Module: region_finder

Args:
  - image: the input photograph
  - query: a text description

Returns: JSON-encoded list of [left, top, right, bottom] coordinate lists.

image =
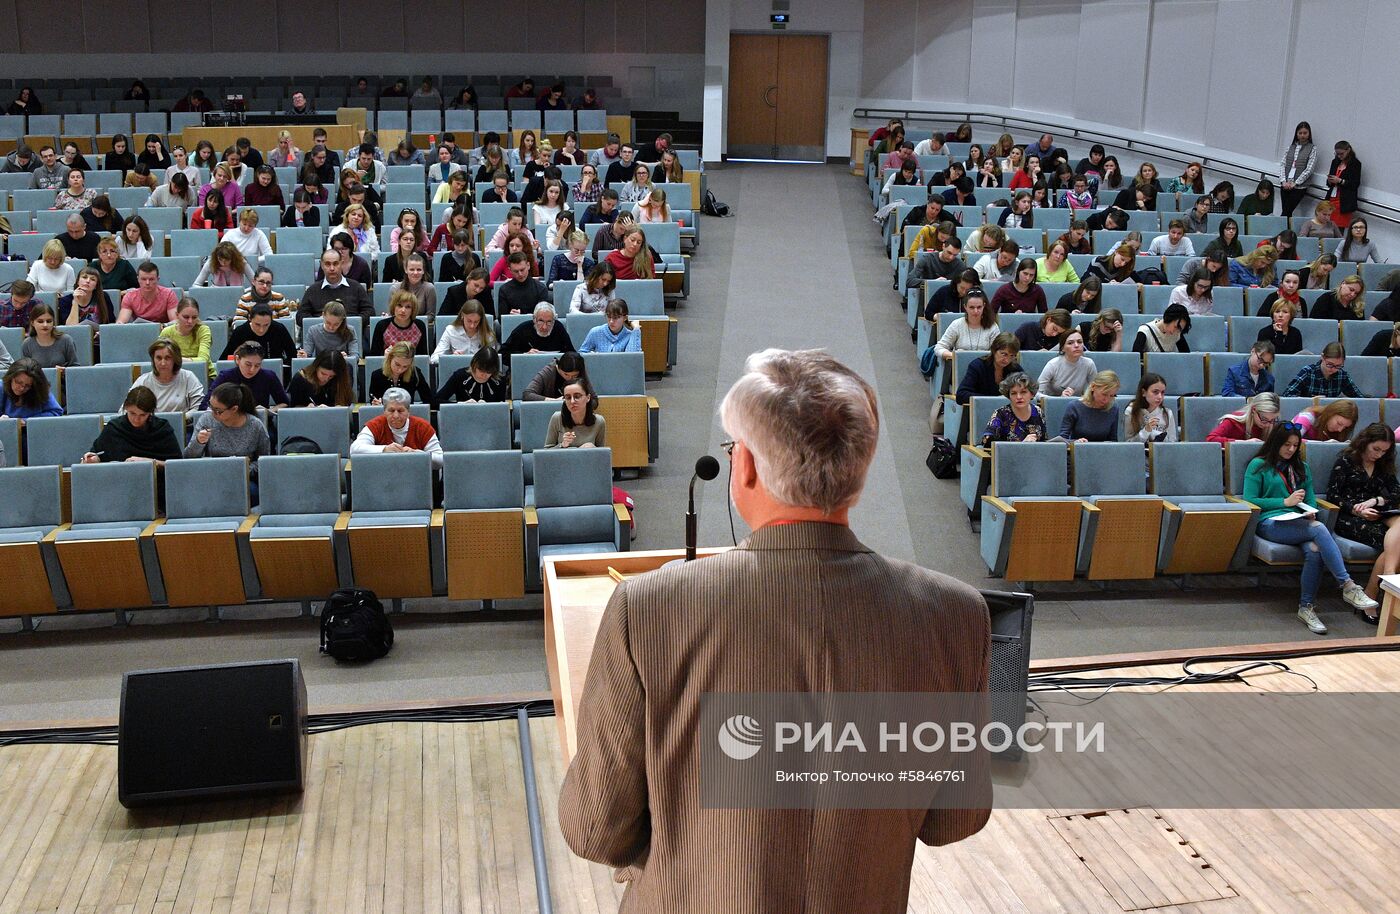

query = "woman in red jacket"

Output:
[[605, 227, 655, 281], [1205, 393, 1280, 443]]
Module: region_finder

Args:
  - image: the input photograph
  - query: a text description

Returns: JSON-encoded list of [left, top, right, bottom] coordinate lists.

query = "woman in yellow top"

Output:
[[906, 220, 956, 260], [1036, 239, 1080, 283], [157, 297, 214, 377]]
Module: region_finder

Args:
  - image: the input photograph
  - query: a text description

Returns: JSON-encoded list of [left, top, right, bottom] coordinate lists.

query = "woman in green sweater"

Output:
[[1244, 423, 1380, 634]]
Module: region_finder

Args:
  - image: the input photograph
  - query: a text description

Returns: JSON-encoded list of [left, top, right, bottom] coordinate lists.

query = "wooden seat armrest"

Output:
[[41, 523, 72, 544], [524, 506, 539, 527], [981, 496, 1016, 515], [613, 504, 631, 524], [333, 512, 352, 532]]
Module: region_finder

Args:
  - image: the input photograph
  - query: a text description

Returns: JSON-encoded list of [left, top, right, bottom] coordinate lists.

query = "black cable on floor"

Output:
[[0, 699, 558, 748]]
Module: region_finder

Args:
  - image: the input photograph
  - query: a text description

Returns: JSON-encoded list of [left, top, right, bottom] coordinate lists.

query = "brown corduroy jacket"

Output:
[[559, 521, 992, 914]]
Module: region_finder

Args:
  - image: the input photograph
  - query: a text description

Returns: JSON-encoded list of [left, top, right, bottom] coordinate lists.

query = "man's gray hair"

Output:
[[533, 302, 556, 318], [381, 387, 412, 407], [65, 213, 83, 226], [719, 349, 879, 513]]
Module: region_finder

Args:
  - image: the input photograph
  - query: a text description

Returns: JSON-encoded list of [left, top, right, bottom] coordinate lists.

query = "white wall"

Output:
[[849, 0, 1400, 207]]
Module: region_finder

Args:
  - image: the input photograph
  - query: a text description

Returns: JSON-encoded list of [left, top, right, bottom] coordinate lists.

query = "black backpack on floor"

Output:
[[319, 587, 393, 662]]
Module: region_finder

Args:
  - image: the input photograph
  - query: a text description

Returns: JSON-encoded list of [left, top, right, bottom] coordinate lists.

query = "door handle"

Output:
[[763, 85, 777, 108]]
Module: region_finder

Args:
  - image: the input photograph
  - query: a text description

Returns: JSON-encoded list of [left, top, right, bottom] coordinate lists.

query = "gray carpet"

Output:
[[0, 163, 1375, 725]]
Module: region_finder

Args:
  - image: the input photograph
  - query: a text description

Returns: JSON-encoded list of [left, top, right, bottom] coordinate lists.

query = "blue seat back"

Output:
[[0, 465, 62, 528], [515, 400, 558, 452], [23, 415, 101, 467], [277, 406, 352, 457], [583, 351, 645, 396], [350, 452, 433, 512], [164, 457, 249, 519], [257, 453, 343, 517], [443, 450, 524, 510], [1071, 442, 1147, 496], [70, 460, 156, 525], [1143, 351, 1206, 396], [1150, 442, 1226, 496], [64, 364, 136, 414], [438, 402, 512, 451], [99, 322, 161, 364], [991, 441, 1068, 497], [533, 447, 613, 508], [1302, 440, 1348, 495]]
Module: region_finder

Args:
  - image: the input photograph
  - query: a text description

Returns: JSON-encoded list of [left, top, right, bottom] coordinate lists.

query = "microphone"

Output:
[[686, 455, 721, 562]]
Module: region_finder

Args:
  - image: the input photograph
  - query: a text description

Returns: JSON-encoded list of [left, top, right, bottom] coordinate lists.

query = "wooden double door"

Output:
[[727, 33, 829, 161]]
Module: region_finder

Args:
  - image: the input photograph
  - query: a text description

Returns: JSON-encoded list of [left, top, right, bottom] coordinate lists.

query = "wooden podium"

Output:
[[543, 548, 727, 765]]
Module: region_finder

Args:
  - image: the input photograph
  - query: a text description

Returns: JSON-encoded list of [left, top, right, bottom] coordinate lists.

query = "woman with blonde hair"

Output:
[[1060, 370, 1122, 442], [330, 203, 379, 260], [26, 239, 76, 293], [990, 133, 1016, 161], [1310, 275, 1367, 321], [1229, 245, 1278, 287], [634, 187, 671, 223], [368, 341, 434, 404], [1298, 200, 1342, 239], [268, 130, 301, 169], [194, 241, 254, 287], [605, 226, 655, 280], [658, 149, 684, 183], [1206, 392, 1280, 443]]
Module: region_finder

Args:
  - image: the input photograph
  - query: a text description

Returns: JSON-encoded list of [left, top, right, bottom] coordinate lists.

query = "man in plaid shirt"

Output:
[[0, 280, 35, 329], [1282, 343, 1364, 398]]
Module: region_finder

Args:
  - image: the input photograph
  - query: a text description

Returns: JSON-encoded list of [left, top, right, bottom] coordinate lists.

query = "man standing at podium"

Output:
[[559, 349, 992, 913]]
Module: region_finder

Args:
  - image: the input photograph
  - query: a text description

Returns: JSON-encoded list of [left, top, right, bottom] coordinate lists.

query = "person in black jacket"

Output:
[[222, 305, 297, 364], [281, 189, 322, 227], [495, 253, 548, 317], [955, 333, 1022, 405], [1325, 141, 1362, 226], [436, 347, 508, 403], [368, 343, 435, 404], [1084, 207, 1128, 233], [499, 303, 575, 368]]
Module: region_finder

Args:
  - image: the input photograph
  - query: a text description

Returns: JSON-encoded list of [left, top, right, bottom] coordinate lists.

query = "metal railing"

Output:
[[853, 106, 1400, 226]]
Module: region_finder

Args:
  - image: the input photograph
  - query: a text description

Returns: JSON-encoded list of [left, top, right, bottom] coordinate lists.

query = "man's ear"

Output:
[[732, 441, 759, 493]]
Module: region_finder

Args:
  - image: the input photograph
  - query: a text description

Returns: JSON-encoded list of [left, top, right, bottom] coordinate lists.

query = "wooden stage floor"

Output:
[[2, 646, 1399, 913]]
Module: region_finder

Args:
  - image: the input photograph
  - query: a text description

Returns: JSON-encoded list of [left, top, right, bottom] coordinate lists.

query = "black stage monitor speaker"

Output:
[[982, 589, 1035, 758], [118, 659, 308, 809]]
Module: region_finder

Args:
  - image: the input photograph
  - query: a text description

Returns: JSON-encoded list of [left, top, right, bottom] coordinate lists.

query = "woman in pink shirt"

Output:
[[198, 163, 243, 213]]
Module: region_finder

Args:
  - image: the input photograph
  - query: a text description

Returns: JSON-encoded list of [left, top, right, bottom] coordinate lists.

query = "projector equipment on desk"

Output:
[[687, 455, 721, 562], [223, 93, 247, 113], [203, 111, 245, 128]]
